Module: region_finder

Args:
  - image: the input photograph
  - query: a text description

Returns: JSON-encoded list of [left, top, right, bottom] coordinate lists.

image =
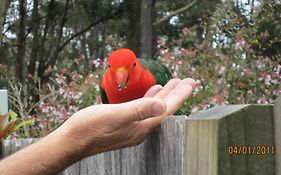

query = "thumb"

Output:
[[117, 98, 167, 123]]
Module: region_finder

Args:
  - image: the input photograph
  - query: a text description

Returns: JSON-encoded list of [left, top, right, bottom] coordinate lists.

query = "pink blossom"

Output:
[[257, 95, 269, 104], [95, 95, 101, 104], [73, 58, 80, 65], [61, 68, 69, 75], [55, 74, 66, 85], [242, 68, 252, 77], [182, 27, 190, 35]]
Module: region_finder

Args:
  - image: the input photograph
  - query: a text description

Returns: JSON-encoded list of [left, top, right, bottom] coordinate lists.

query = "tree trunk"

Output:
[[140, 0, 154, 58], [127, 0, 142, 56], [16, 0, 27, 82], [0, 0, 11, 64], [80, 33, 89, 73], [250, 0, 255, 14], [28, 0, 39, 78], [27, 0, 40, 102], [127, 0, 155, 58], [37, 0, 55, 83]]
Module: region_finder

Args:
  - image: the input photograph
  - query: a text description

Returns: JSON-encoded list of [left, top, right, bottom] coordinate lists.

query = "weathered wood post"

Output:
[[1, 104, 277, 175], [274, 96, 281, 175], [185, 105, 275, 175], [0, 89, 8, 159], [0, 89, 8, 114]]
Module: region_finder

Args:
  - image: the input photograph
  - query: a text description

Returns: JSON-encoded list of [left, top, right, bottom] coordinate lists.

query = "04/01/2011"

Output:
[[227, 146, 275, 155]]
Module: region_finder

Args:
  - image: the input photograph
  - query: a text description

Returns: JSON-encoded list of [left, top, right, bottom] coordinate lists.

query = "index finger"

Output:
[[139, 78, 195, 129]]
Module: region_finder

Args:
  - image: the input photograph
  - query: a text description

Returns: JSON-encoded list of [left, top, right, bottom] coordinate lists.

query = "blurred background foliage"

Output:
[[0, 0, 280, 138]]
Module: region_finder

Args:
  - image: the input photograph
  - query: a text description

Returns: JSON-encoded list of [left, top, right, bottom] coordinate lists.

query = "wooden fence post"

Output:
[[0, 89, 8, 114], [185, 105, 275, 175], [274, 96, 281, 175]]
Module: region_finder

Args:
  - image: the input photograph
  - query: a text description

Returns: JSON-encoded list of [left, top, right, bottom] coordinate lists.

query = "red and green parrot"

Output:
[[100, 48, 184, 114]]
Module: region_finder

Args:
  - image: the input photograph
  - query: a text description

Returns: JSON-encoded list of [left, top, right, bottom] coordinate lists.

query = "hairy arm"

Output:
[[0, 127, 81, 174]]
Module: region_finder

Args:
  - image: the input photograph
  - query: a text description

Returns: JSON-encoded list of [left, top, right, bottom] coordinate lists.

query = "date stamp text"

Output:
[[228, 146, 275, 155]]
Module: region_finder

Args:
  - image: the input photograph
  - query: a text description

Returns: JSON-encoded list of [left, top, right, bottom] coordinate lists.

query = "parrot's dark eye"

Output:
[[133, 63, 136, 67], [108, 64, 111, 68]]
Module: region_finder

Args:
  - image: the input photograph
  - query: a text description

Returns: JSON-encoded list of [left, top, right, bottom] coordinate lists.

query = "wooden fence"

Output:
[[0, 90, 8, 114], [1, 96, 281, 175]]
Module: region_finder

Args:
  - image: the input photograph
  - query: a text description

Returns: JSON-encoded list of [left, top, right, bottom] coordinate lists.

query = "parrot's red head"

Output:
[[107, 48, 139, 91]]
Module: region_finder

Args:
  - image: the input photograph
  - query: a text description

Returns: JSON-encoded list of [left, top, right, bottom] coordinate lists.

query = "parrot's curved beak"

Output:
[[116, 67, 129, 91]]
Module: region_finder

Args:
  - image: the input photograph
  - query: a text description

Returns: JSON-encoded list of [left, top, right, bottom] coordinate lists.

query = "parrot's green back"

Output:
[[139, 58, 173, 86], [139, 58, 185, 115]]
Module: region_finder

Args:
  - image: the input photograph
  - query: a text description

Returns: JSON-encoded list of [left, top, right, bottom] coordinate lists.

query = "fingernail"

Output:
[[151, 101, 166, 116]]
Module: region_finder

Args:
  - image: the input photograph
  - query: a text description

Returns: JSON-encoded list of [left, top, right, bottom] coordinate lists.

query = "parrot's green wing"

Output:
[[99, 69, 109, 104], [139, 58, 173, 86], [100, 86, 109, 104], [139, 58, 184, 115]]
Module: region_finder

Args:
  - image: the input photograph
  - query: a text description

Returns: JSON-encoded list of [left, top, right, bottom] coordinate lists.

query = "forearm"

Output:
[[0, 126, 83, 175]]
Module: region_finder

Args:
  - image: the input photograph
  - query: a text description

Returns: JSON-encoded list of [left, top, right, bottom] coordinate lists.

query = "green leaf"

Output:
[[0, 113, 9, 128], [13, 118, 34, 132], [9, 110, 18, 121]]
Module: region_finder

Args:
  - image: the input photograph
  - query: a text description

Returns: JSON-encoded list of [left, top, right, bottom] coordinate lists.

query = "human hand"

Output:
[[57, 78, 196, 159], [0, 78, 196, 175]]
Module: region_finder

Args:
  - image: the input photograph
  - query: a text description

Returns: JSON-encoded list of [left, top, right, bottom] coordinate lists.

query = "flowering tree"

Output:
[[156, 1, 281, 113]]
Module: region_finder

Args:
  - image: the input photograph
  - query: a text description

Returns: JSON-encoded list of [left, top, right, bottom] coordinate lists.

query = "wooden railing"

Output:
[[1, 95, 281, 175]]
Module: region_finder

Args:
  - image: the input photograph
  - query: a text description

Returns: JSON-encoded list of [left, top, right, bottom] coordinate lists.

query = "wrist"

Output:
[[50, 121, 86, 161], [56, 116, 101, 158], [36, 127, 82, 173]]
